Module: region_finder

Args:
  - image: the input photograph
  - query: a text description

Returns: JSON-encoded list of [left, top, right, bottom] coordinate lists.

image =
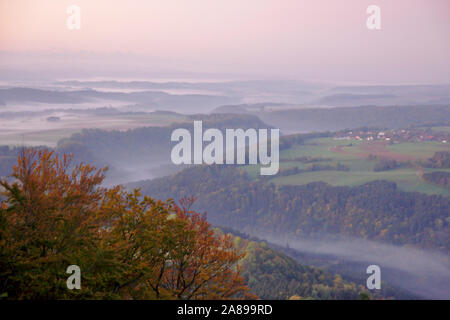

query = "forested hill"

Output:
[[224, 231, 372, 300], [55, 113, 273, 168], [133, 165, 449, 252], [253, 105, 450, 133], [0, 114, 272, 180]]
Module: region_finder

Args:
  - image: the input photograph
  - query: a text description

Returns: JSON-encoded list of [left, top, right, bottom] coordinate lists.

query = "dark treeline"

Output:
[[258, 105, 450, 133], [423, 171, 450, 189], [0, 87, 239, 111], [276, 163, 349, 178], [368, 156, 407, 172], [423, 151, 450, 169], [56, 113, 273, 167], [134, 165, 449, 252]]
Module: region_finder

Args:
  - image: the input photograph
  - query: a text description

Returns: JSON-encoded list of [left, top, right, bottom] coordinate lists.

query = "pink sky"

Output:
[[0, 0, 449, 83]]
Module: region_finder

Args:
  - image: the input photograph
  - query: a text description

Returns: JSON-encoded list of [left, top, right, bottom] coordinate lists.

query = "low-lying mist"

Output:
[[262, 235, 450, 299]]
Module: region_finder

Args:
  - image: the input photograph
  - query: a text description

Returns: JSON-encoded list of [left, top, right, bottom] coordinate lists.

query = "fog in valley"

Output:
[[261, 235, 450, 299]]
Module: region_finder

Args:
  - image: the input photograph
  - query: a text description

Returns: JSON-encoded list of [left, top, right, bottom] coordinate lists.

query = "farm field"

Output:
[[271, 167, 450, 196], [243, 136, 450, 196], [387, 142, 449, 159]]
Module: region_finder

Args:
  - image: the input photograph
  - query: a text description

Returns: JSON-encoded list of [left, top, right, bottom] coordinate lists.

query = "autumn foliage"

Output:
[[0, 149, 250, 299]]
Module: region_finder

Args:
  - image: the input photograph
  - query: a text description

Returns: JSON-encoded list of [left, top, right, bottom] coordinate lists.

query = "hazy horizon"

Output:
[[1, 0, 449, 84]]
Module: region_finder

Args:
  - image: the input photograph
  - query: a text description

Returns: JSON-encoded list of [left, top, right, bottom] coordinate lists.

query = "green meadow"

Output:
[[243, 136, 450, 196], [387, 142, 448, 159]]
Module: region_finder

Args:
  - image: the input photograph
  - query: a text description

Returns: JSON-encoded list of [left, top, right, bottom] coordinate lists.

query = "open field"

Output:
[[243, 137, 450, 196], [387, 142, 450, 159], [281, 138, 364, 160], [271, 168, 450, 196], [333, 140, 449, 161]]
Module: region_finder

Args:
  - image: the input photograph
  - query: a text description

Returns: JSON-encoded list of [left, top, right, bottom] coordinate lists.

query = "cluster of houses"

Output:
[[334, 128, 449, 144]]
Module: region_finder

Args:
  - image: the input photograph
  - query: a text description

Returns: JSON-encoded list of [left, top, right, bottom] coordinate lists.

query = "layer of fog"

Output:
[[0, 100, 131, 113], [262, 235, 450, 299], [0, 108, 162, 147], [106, 162, 187, 188]]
